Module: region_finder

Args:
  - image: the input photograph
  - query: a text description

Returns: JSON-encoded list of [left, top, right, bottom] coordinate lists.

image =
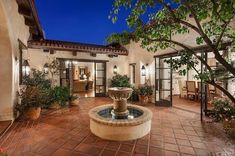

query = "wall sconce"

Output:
[[22, 60, 30, 76], [141, 65, 146, 76], [113, 65, 118, 74], [43, 63, 49, 74]]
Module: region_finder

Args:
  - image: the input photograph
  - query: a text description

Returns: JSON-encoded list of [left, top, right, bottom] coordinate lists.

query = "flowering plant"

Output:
[[0, 147, 7, 156]]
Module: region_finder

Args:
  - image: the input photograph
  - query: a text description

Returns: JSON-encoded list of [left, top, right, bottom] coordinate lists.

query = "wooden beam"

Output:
[[72, 51, 77, 56], [50, 50, 55, 54], [29, 27, 39, 35], [90, 53, 97, 57], [25, 17, 35, 27], [107, 54, 113, 58], [18, 6, 31, 17], [43, 49, 49, 53]]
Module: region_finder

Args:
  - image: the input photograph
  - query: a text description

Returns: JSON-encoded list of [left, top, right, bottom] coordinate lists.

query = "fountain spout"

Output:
[[108, 87, 133, 119]]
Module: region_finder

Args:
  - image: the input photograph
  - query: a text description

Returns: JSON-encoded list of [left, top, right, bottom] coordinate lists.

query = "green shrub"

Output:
[[110, 74, 131, 88], [16, 86, 47, 113], [51, 86, 70, 106], [137, 85, 153, 96], [23, 68, 51, 90], [211, 99, 235, 122]]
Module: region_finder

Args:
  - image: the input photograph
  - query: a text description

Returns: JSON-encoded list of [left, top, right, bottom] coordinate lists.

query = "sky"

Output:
[[35, 0, 131, 45]]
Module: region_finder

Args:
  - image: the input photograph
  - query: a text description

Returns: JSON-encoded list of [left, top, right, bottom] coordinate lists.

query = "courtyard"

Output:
[[0, 0, 235, 155], [0, 98, 234, 156]]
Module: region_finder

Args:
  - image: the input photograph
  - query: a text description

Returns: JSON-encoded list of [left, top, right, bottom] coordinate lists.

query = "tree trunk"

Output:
[[213, 51, 235, 77]]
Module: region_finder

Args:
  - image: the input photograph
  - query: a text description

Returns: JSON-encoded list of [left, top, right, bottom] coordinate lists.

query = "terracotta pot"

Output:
[[139, 95, 149, 105], [49, 102, 61, 109], [70, 99, 79, 106], [24, 107, 41, 120], [148, 95, 152, 103]]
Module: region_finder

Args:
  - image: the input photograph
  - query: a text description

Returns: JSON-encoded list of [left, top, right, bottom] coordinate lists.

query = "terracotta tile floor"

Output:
[[0, 97, 234, 156], [0, 121, 11, 137]]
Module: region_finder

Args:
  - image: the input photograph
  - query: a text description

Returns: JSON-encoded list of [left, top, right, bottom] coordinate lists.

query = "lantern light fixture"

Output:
[[141, 65, 146, 76], [113, 65, 118, 74], [43, 63, 49, 74], [22, 60, 30, 76]]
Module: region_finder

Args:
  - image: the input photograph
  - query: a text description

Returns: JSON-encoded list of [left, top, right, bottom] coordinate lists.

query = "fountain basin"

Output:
[[89, 104, 152, 141]]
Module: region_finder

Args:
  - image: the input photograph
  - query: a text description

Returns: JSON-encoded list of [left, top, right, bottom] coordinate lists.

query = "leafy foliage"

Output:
[[107, 0, 235, 104], [16, 86, 48, 113], [110, 74, 132, 88], [211, 99, 235, 122], [137, 85, 153, 96], [51, 86, 70, 106], [23, 69, 51, 90]]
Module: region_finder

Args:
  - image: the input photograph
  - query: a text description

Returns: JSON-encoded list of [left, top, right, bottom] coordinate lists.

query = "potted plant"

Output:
[[50, 86, 70, 109], [16, 86, 46, 120], [129, 86, 139, 102], [211, 99, 235, 138], [110, 74, 131, 88], [137, 85, 153, 105], [70, 95, 79, 106]]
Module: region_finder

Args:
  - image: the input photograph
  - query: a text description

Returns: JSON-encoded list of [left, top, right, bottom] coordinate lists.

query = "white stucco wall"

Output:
[[126, 41, 155, 86], [0, 0, 30, 121], [26, 48, 130, 88]]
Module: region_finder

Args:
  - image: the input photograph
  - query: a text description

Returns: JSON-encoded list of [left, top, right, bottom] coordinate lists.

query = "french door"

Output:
[[94, 62, 106, 97], [155, 57, 173, 106]]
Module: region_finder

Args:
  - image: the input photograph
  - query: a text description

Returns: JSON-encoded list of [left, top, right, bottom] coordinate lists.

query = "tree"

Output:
[[107, 0, 235, 104]]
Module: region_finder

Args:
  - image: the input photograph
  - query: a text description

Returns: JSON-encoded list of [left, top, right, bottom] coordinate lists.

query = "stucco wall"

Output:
[[126, 41, 155, 86], [26, 48, 130, 88], [25, 40, 156, 91], [0, 0, 30, 121]]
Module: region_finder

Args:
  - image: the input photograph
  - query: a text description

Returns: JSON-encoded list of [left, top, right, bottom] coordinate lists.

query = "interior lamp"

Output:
[[141, 65, 146, 76], [22, 60, 30, 76], [113, 65, 118, 74], [43, 63, 49, 74]]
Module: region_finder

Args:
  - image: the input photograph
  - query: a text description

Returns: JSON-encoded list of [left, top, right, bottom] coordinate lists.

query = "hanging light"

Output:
[[22, 60, 30, 76], [43, 63, 49, 74], [141, 65, 146, 76], [113, 65, 118, 74]]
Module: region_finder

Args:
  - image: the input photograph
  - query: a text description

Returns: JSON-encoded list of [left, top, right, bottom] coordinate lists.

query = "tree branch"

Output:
[[157, 0, 201, 34], [215, 21, 230, 48], [184, 2, 214, 48], [146, 37, 215, 80], [210, 0, 228, 24]]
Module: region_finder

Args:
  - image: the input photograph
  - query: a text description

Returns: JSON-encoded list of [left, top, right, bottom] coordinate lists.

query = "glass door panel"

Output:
[[95, 62, 106, 97], [155, 57, 172, 106]]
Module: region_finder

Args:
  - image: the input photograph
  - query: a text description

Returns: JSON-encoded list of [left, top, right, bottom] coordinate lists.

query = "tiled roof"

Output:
[[28, 39, 128, 55]]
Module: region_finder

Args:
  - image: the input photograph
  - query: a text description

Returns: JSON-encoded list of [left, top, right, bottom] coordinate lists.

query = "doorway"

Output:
[[155, 54, 207, 116], [58, 59, 107, 98]]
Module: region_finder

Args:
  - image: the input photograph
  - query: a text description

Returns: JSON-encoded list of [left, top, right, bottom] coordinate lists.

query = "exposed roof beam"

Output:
[[18, 5, 31, 17], [72, 51, 77, 56], [25, 17, 35, 27]]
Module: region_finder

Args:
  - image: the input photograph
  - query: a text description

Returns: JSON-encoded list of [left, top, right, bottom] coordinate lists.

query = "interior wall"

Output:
[[0, 0, 29, 121]]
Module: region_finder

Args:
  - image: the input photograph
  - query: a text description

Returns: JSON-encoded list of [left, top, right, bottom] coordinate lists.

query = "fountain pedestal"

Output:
[[108, 87, 132, 119]]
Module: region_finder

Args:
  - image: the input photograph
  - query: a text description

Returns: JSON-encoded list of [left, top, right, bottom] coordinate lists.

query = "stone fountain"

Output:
[[89, 87, 152, 141]]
